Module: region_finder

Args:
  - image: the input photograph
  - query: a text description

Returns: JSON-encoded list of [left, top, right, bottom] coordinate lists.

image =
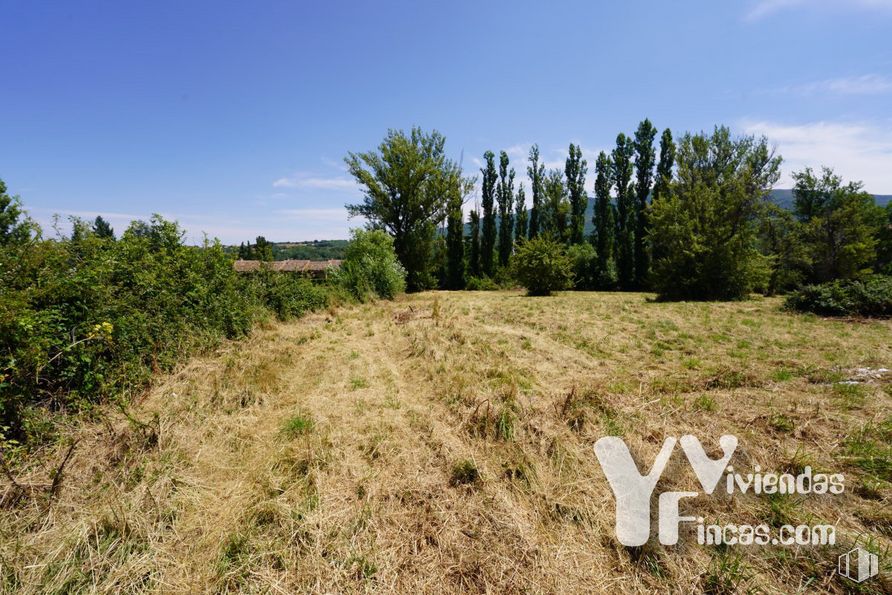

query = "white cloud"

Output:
[[746, 0, 807, 21], [781, 74, 892, 96], [272, 173, 359, 191], [746, 0, 892, 21], [740, 119, 892, 192]]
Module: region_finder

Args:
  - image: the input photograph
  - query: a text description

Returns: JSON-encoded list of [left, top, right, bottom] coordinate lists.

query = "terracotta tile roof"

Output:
[[233, 259, 342, 273]]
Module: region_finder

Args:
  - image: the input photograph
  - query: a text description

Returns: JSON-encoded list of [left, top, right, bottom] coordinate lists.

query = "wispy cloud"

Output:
[[779, 74, 892, 96], [275, 208, 351, 221], [272, 173, 359, 191], [740, 119, 892, 192], [746, 0, 892, 21]]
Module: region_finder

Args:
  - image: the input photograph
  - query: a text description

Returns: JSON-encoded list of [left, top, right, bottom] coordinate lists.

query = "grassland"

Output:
[[1, 291, 890, 593]]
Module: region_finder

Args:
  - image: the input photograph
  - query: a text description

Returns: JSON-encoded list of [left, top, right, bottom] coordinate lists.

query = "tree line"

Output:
[[346, 125, 892, 299]]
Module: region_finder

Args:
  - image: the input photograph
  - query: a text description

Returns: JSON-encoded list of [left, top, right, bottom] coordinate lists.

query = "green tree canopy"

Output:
[[346, 127, 465, 291], [541, 169, 568, 241], [649, 126, 781, 300], [565, 143, 587, 245], [612, 133, 636, 289], [792, 167, 883, 282], [445, 170, 474, 290], [0, 178, 35, 246], [480, 150, 498, 277], [650, 128, 676, 269], [633, 119, 657, 288], [592, 151, 616, 288], [496, 150, 515, 268], [468, 207, 481, 278], [514, 184, 528, 244], [93, 215, 115, 240], [254, 236, 274, 262], [527, 145, 544, 239]]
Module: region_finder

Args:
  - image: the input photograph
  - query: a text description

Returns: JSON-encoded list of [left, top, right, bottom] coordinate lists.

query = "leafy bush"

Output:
[[333, 229, 406, 301], [0, 215, 333, 446], [785, 275, 892, 317], [244, 267, 330, 319], [567, 243, 598, 290], [510, 236, 573, 296], [465, 276, 500, 291]]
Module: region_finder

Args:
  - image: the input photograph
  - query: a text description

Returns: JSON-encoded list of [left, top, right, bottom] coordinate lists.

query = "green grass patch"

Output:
[[282, 412, 315, 437]]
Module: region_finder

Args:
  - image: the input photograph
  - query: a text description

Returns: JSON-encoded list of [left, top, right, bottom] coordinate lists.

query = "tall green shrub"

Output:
[[510, 236, 573, 296], [334, 229, 406, 301]]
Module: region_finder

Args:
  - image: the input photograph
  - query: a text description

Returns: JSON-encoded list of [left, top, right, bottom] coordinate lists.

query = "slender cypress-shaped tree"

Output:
[[650, 129, 676, 268], [497, 151, 515, 267], [612, 133, 635, 289], [542, 169, 568, 241], [633, 119, 657, 288], [468, 207, 481, 278], [480, 151, 498, 276], [653, 128, 675, 203], [445, 173, 467, 289], [93, 215, 115, 239], [592, 152, 616, 287], [527, 144, 545, 239], [515, 184, 528, 244], [254, 236, 274, 261], [565, 143, 588, 245]]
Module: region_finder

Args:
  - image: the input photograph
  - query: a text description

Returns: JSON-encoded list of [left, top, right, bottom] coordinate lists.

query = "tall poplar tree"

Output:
[[592, 151, 616, 286], [515, 184, 528, 243], [445, 169, 472, 289], [650, 128, 676, 269], [527, 144, 545, 239], [565, 143, 588, 245], [480, 151, 498, 276], [468, 207, 481, 278], [497, 151, 515, 267], [612, 133, 635, 289], [542, 169, 568, 241], [653, 128, 675, 204], [633, 119, 657, 288]]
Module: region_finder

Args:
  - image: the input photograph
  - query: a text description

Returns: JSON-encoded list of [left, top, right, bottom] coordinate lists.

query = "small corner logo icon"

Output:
[[838, 547, 879, 583]]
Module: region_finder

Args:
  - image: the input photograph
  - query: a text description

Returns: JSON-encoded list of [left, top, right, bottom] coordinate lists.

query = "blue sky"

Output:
[[2, 0, 891, 243]]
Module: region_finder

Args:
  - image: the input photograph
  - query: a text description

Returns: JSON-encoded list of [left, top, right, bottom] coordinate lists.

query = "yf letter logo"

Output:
[[594, 435, 737, 546]]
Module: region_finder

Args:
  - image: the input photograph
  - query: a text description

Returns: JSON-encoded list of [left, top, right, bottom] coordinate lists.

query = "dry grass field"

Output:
[[1, 291, 890, 593]]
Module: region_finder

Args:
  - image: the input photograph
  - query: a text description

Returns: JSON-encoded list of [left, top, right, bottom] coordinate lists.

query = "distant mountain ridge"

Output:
[[575, 189, 889, 235], [232, 191, 890, 251], [768, 189, 891, 211]]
